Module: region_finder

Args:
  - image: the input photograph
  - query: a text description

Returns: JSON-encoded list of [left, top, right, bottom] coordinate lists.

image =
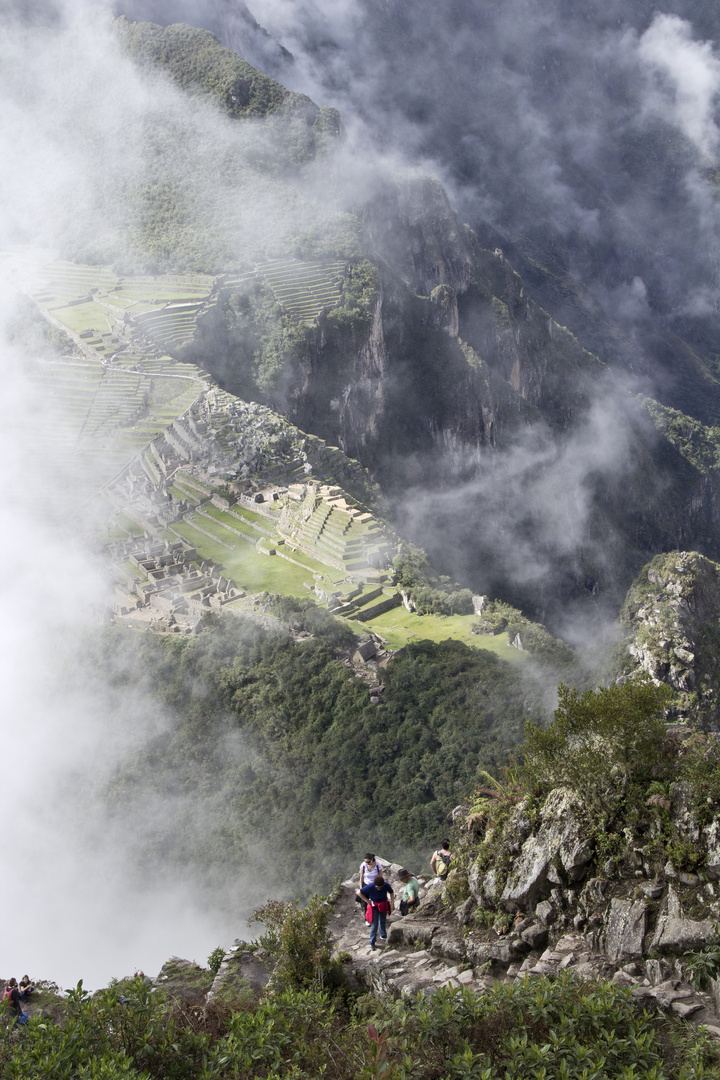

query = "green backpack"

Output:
[[435, 851, 452, 878]]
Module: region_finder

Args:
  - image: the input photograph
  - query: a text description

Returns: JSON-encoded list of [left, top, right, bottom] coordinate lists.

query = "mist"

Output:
[[4, 0, 720, 986], [0, 4, 309, 989]]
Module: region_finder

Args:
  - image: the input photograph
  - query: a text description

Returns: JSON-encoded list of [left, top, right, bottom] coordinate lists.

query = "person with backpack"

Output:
[[357, 872, 394, 950], [2, 978, 27, 1024], [430, 839, 453, 879]]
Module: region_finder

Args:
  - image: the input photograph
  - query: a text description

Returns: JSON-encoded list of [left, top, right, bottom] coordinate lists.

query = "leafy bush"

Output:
[[523, 679, 673, 810], [208, 947, 225, 977], [393, 544, 475, 615], [251, 895, 347, 995], [3, 970, 718, 1078], [473, 599, 575, 665]]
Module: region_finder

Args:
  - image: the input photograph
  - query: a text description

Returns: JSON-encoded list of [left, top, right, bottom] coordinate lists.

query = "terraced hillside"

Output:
[[28, 259, 213, 370], [223, 258, 346, 323], [13, 250, 532, 659]]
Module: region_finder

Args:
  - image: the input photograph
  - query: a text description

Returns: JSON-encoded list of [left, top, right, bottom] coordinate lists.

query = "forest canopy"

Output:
[[94, 604, 547, 902]]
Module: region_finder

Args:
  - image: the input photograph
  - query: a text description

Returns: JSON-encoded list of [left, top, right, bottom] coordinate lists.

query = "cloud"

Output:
[[637, 13, 720, 159]]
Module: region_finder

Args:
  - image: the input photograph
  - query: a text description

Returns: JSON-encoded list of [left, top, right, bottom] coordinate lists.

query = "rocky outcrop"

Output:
[[326, 866, 720, 1041], [498, 789, 590, 909], [206, 940, 270, 1003], [621, 550, 720, 722]]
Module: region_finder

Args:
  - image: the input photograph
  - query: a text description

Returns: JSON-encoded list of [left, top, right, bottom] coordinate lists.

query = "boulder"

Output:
[[670, 782, 700, 843], [561, 839, 594, 881], [206, 941, 270, 1003], [704, 819, 720, 879], [500, 789, 587, 911], [604, 899, 648, 963], [429, 930, 467, 962], [466, 940, 513, 968], [521, 923, 549, 950], [386, 920, 437, 950], [579, 877, 609, 910], [535, 901, 557, 926], [652, 885, 718, 955], [653, 916, 717, 955]]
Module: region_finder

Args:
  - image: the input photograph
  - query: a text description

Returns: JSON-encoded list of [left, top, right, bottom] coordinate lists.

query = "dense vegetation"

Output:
[[393, 544, 475, 616], [115, 19, 290, 120], [2, 964, 717, 1079], [452, 678, 720, 904], [95, 602, 546, 900]]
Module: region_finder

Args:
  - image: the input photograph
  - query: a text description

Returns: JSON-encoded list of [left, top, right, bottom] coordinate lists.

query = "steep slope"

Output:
[[620, 550, 720, 726], [42, 15, 720, 627]]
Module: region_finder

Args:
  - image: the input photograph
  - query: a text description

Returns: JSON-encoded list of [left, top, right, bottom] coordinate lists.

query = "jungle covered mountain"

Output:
[[95, 603, 553, 902], [41, 14, 716, 631]]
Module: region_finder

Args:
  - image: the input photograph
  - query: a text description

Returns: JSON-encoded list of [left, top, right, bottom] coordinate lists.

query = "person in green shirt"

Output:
[[398, 868, 420, 916]]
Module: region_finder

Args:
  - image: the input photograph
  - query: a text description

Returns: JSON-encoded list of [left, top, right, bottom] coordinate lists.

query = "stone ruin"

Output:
[[109, 534, 240, 634]]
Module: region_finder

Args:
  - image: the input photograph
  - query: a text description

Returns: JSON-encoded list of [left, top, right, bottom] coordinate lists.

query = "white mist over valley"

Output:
[[3, 0, 720, 992]]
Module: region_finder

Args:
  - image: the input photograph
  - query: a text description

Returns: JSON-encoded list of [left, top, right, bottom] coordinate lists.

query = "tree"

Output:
[[522, 679, 672, 810]]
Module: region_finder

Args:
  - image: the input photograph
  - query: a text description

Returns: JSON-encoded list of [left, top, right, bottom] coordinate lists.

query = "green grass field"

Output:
[[170, 521, 313, 596]]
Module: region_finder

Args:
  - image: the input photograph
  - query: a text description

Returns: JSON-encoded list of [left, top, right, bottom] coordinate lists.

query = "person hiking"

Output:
[[3, 978, 27, 1024], [357, 872, 394, 950], [356, 853, 382, 916], [18, 976, 34, 1002], [430, 839, 453, 879], [398, 868, 420, 916]]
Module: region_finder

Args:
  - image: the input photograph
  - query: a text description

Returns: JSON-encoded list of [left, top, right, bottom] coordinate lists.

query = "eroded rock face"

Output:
[[652, 891, 718, 955], [622, 551, 720, 717], [500, 789, 589, 911], [604, 899, 648, 963], [206, 940, 270, 1003]]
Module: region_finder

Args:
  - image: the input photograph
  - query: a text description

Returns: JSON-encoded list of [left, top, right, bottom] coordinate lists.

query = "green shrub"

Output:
[[208, 947, 225, 977], [523, 679, 673, 810], [251, 895, 347, 995]]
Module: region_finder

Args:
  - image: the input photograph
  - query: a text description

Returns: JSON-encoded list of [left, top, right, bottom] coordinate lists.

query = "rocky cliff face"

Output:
[[621, 550, 720, 725], [318, 785, 720, 1038]]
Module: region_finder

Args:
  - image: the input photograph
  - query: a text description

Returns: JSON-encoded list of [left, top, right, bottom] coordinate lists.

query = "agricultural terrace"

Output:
[[109, 465, 520, 657], [224, 258, 346, 324], [28, 358, 202, 502], [30, 256, 347, 366], [19, 252, 527, 658]]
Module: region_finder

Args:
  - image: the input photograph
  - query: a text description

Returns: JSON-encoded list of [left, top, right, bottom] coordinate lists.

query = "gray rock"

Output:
[[457, 896, 477, 925], [206, 942, 270, 1003], [671, 999, 704, 1019], [670, 782, 700, 843], [386, 921, 437, 949], [562, 839, 594, 881], [652, 886, 717, 954], [653, 916, 717, 955], [604, 899, 648, 963], [547, 863, 564, 886], [481, 867, 502, 904], [535, 901, 557, 925], [521, 923, 549, 950], [500, 789, 587, 910], [580, 878, 609, 908], [467, 940, 513, 968], [613, 970, 639, 987], [429, 930, 467, 962], [509, 936, 532, 956], [704, 819, 720, 878]]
